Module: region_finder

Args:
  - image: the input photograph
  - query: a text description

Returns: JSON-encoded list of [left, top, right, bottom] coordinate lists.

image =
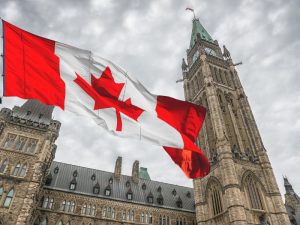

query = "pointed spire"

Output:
[[284, 176, 295, 195], [190, 18, 214, 48]]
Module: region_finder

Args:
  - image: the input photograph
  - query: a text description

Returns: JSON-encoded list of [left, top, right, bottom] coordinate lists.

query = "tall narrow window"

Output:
[[102, 207, 107, 217], [245, 176, 263, 210], [141, 212, 145, 223], [111, 207, 115, 219], [81, 204, 86, 214], [66, 201, 71, 212], [91, 205, 96, 216], [209, 184, 223, 216], [0, 159, 8, 173], [12, 163, 21, 176], [48, 198, 54, 209], [86, 204, 91, 215], [3, 188, 14, 207], [19, 164, 27, 177], [15, 136, 27, 151], [25, 138, 38, 153], [12, 163, 27, 177], [60, 200, 66, 211], [42, 197, 49, 209], [130, 210, 134, 221], [70, 201, 75, 212], [3, 134, 16, 148]]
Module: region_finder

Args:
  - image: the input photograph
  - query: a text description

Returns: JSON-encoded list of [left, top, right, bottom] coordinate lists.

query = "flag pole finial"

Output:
[[186, 7, 196, 19]]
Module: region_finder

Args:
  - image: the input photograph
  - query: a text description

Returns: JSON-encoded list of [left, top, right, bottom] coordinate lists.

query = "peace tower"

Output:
[[181, 18, 290, 224]]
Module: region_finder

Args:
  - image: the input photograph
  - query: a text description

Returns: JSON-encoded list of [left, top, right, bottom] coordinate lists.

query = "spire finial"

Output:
[[186, 7, 196, 19]]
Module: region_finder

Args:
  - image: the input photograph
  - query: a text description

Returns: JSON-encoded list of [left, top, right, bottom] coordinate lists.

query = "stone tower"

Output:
[[182, 18, 290, 224], [0, 100, 60, 224]]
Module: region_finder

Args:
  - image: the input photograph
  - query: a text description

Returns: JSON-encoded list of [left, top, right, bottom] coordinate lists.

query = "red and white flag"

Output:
[[1, 21, 210, 178]]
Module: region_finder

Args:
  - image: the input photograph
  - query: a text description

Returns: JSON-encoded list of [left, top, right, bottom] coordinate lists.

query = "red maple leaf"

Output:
[[74, 67, 144, 131]]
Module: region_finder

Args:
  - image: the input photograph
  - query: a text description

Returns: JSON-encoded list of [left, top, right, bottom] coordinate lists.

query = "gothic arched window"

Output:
[[141, 212, 145, 223], [60, 200, 66, 211], [208, 181, 223, 216], [12, 163, 21, 176], [3, 133, 16, 149], [42, 197, 53, 209], [3, 188, 14, 208], [25, 138, 38, 153], [12, 163, 27, 177], [91, 205, 96, 216], [0, 159, 8, 173], [15, 136, 27, 151], [81, 204, 86, 214], [111, 207, 115, 219], [244, 175, 263, 210], [19, 164, 27, 177]]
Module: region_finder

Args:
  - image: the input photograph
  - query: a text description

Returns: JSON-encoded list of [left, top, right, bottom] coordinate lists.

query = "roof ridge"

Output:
[[52, 161, 193, 189]]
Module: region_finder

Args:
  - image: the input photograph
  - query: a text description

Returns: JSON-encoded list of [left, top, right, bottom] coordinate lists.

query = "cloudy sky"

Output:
[[0, 0, 299, 196]]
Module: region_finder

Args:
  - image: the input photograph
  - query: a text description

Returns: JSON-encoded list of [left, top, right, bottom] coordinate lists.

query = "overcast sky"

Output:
[[0, 0, 299, 197]]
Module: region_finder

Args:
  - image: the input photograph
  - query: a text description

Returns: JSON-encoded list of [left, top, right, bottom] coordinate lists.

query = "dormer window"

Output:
[[157, 195, 164, 205], [147, 192, 154, 204], [70, 183, 76, 190], [176, 197, 183, 208], [126, 188, 133, 200], [69, 178, 77, 190], [91, 173, 96, 181], [105, 189, 111, 196], [54, 166, 59, 174], [148, 196, 153, 203], [93, 182, 100, 194], [157, 186, 162, 192], [127, 192, 133, 200], [104, 184, 112, 196]]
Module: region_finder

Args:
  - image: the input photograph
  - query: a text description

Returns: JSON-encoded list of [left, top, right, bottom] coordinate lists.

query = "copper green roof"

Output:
[[139, 167, 151, 180], [190, 18, 214, 48]]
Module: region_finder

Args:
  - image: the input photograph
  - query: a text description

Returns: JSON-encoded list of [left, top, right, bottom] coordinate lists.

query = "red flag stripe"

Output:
[[156, 96, 210, 178], [3, 21, 65, 109]]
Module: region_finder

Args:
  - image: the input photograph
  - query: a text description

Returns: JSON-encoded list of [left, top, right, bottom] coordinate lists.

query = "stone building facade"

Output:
[[182, 18, 290, 224], [0, 17, 293, 225], [0, 100, 196, 225]]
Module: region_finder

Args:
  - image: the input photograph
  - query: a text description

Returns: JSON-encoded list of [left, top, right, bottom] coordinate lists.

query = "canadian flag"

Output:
[[2, 21, 210, 178]]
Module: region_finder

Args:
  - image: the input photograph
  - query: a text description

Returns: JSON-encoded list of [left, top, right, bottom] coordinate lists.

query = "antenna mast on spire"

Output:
[[186, 7, 196, 19]]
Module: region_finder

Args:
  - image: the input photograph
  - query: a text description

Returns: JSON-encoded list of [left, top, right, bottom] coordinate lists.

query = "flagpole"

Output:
[[0, 17, 3, 104]]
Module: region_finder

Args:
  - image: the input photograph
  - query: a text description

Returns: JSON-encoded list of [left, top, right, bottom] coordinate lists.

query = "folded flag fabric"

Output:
[[1, 20, 210, 178]]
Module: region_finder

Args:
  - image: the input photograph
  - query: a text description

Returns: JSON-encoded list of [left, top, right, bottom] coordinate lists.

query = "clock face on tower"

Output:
[[204, 47, 217, 57]]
